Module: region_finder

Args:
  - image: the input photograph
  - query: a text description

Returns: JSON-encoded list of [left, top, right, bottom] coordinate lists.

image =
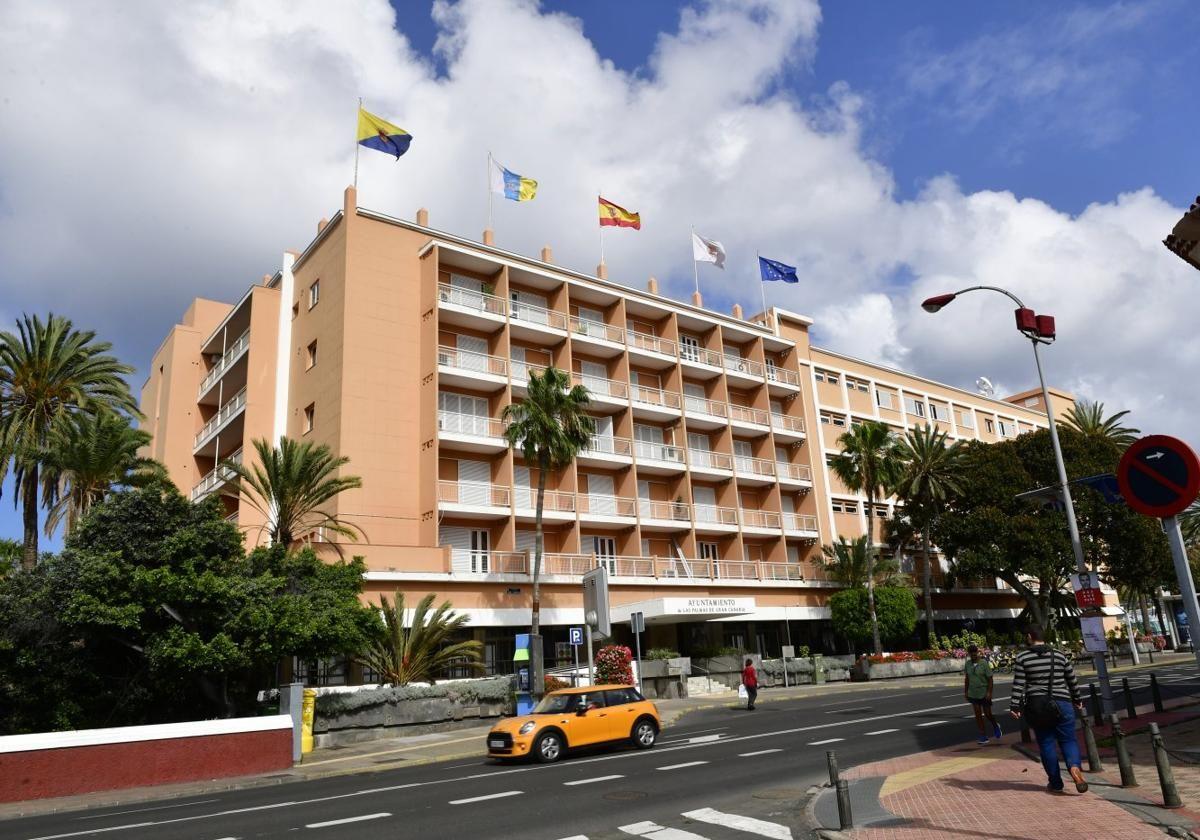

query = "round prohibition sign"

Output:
[[1116, 434, 1200, 518]]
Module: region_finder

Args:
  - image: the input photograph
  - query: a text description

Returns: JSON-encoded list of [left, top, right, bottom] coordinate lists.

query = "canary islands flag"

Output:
[[599, 197, 641, 229], [490, 158, 538, 202], [357, 107, 412, 160]]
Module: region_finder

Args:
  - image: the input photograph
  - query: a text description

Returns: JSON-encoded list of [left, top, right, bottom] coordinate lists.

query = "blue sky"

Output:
[[1, 0, 1198, 549]]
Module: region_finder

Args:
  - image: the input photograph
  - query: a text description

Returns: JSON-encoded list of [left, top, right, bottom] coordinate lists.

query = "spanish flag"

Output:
[[357, 106, 412, 160], [599, 197, 641, 230]]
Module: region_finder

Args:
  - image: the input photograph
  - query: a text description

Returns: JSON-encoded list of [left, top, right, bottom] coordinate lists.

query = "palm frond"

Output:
[[356, 592, 483, 685]]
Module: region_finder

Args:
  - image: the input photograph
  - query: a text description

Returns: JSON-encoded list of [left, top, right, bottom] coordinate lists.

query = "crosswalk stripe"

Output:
[[739, 748, 783, 757], [681, 807, 793, 839], [808, 738, 843, 745], [620, 821, 708, 839]]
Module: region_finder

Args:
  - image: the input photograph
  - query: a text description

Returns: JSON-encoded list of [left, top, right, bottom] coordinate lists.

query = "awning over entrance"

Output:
[[611, 597, 756, 625]]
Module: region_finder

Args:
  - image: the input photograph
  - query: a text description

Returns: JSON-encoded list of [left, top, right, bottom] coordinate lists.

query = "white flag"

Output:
[[692, 232, 726, 269]]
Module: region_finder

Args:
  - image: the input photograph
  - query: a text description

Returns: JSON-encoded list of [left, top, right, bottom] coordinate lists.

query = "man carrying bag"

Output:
[[1009, 625, 1088, 793]]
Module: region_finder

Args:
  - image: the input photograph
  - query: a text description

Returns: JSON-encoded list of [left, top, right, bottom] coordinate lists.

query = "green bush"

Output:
[[645, 648, 682, 661], [692, 645, 747, 659], [315, 676, 512, 716], [830, 586, 918, 647]]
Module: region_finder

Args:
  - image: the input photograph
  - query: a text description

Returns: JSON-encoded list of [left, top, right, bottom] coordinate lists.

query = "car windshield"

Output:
[[532, 692, 598, 714]]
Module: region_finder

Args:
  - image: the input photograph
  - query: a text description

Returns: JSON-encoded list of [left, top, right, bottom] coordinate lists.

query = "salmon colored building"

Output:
[[140, 186, 1076, 679]]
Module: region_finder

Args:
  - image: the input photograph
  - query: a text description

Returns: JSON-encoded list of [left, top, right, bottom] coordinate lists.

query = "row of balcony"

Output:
[[198, 329, 250, 397], [191, 448, 244, 501], [447, 550, 815, 582], [437, 480, 819, 534], [438, 283, 802, 388], [194, 386, 247, 449]]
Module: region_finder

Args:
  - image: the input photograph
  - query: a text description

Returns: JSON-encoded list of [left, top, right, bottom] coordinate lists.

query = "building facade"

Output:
[[140, 186, 1074, 675]]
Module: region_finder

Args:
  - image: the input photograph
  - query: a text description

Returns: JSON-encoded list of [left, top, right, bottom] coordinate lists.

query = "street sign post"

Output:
[[1118, 435, 1200, 668], [631, 611, 645, 692], [569, 627, 583, 687]]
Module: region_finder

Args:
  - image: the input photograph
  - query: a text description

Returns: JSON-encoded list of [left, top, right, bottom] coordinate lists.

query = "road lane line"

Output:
[[808, 738, 844, 745], [739, 748, 783, 757], [305, 813, 390, 829], [75, 799, 220, 820], [449, 790, 523, 805], [865, 729, 899, 735], [917, 720, 948, 727], [682, 807, 793, 839], [564, 774, 624, 786], [657, 761, 708, 770], [687, 734, 722, 743]]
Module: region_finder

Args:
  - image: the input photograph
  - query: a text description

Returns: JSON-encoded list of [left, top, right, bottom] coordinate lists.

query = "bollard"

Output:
[[1020, 714, 1032, 744], [1111, 715, 1139, 788], [1151, 672, 1164, 713], [826, 750, 839, 787], [1091, 683, 1103, 727], [836, 779, 854, 830], [1149, 723, 1183, 808], [1124, 677, 1137, 719], [1081, 713, 1104, 772]]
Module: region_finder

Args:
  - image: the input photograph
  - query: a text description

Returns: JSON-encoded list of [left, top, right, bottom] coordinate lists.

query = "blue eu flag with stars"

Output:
[[759, 256, 798, 284]]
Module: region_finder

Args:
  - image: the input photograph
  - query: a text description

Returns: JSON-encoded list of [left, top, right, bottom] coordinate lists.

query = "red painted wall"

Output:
[[0, 729, 291, 802]]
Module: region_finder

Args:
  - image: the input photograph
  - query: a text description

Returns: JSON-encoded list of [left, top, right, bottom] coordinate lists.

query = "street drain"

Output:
[[603, 790, 648, 801]]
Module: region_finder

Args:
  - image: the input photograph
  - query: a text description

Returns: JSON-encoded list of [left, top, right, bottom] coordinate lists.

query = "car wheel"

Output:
[[631, 719, 658, 749], [534, 731, 564, 763]]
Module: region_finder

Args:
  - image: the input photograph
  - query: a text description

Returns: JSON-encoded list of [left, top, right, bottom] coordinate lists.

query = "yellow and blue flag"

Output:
[[490, 158, 538, 202], [357, 107, 412, 159]]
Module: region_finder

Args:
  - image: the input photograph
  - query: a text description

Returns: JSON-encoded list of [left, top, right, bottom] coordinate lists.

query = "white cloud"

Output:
[[0, 0, 1194, 448]]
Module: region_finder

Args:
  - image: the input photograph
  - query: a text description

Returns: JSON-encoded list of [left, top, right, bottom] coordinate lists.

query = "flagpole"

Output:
[[757, 250, 768, 319], [691, 226, 700, 296], [487, 151, 494, 233], [598, 192, 605, 268], [354, 97, 362, 189]]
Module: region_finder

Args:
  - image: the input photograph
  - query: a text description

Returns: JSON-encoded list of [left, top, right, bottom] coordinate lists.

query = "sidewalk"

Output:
[[810, 690, 1200, 840]]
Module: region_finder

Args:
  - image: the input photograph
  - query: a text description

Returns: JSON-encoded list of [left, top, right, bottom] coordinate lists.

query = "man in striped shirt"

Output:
[[1009, 625, 1088, 793]]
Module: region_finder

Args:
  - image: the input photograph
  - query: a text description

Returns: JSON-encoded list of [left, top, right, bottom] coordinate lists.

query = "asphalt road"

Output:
[[8, 660, 1200, 840]]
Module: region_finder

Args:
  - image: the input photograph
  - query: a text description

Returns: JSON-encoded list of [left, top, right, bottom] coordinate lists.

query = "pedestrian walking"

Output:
[[1009, 625, 1088, 794], [964, 644, 1002, 744], [742, 658, 758, 710]]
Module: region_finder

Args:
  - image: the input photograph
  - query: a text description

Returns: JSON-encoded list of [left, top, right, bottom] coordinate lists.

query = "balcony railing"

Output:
[[693, 504, 739, 526], [578, 494, 638, 518], [638, 499, 692, 523], [683, 395, 728, 419], [437, 345, 508, 377], [712, 560, 761, 580], [678, 345, 722, 367], [740, 509, 782, 529], [734, 454, 777, 478], [630, 385, 681, 411], [687, 449, 734, 471], [445, 551, 832, 584], [762, 562, 806, 581], [771, 413, 807, 435], [191, 448, 243, 500], [437, 283, 507, 318], [783, 513, 819, 532], [570, 316, 624, 344], [626, 330, 676, 358], [513, 488, 577, 514], [510, 300, 568, 331], [580, 435, 633, 458], [542, 553, 597, 576], [438, 480, 511, 507], [437, 411, 506, 438], [634, 441, 686, 466], [194, 387, 247, 447], [777, 462, 814, 483], [198, 330, 250, 396], [573, 371, 628, 400], [511, 361, 548, 382], [722, 355, 765, 378], [766, 365, 801, 387], [729, 405, 769, 426]]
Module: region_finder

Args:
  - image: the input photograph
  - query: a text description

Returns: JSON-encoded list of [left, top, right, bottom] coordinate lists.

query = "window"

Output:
[[814, 370, 825, 383], [929, 403, 948, 422], [846, 377, 869, 393], [903, 396, 925, 417], [306, 340, 318, 370], [698, 542, 719, 561], [831, 500, 859, 514], [819, 411, 830, 425], [985, 418, 995, 433], [303, 403, 315, 433], [998, 420, 1012, 437], [956, 410, 975, 429], [309, 280, 320, 309], [832, 414, 846, 427], [679, 334, 701, 362], [875, 389, 895, 409]]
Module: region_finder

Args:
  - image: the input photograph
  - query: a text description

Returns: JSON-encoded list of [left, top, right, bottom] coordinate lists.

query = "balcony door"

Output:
[[439, 391, 488, 436], [591, 536, 616, 575], [510, 345, 527, 381], [733, 439, 754, 473], [683, 382, 706, 414], [511, 289, 549, 325], [457, 334, 488, 372], [441, 526, 490, 573], [576, 306, 604, 337], [680, 334, 700, 363], [514, 465, 533, 510], [585, 473, 615, 515], [458, 459, 491, 505], [634, 423, 664, 462], [693, 486, 716, 523], [688, 432, 711, 469], [590, 415, 614, 455], [637, 480, 652, 518], [448, 274, 484, 310], [581, 360, 609, 395]]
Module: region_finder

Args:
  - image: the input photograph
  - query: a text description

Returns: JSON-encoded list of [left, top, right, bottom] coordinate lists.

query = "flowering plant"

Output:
[[595, 645, 634, 685]]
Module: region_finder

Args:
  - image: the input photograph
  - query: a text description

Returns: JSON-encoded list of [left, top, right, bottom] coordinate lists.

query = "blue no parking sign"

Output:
[[569, 627, 584, 646]]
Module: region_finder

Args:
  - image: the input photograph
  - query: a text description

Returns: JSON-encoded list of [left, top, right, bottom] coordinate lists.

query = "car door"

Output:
[[567, 691, 610, 746], [603, 688, 639, 740]]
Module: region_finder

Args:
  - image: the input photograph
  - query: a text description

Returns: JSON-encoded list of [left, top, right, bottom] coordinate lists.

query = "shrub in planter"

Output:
[[545, 675, 570, 692], [595, 645, 634, 685], [645, 648, 681, 661]]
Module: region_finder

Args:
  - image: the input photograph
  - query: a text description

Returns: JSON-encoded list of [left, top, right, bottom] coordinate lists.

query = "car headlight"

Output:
[[519, 721, 537, 735]]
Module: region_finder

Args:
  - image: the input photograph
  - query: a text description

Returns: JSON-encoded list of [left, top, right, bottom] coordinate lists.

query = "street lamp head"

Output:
[[921, 293, 957, 313]]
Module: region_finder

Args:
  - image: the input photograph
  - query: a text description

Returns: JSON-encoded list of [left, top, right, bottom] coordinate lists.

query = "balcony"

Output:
[[194, 387, 246, 452], [633, 441, 686, 475], [740, 509, 782, 532], [198, 330, 250, 399], [722, 354, 765, 386], [437, 283, 507, 330], [783, 512, 819, 537], [710, 560, 762, 580], [513, 488, 577, 523], [577, 434, 634, 468], [734, 453, 776, 486], [728, 404, 770, 435], [571, 372, 628, 411], [449, 550, 528, 575], [437, 345, 508, 391], [625, 330, 677, 367], [629, 385, 681, 421], [509, 299, 568, 339], [776, 462, 814, 487], [766, 364, 801, 395], [692, 503, 739, 533], [686, 448, 734, 479], [569, 317, 625, 355], [762, 562, 807, 581], [770, 412, 807, 442], [446, 551, 826, 585], [541, 553, 654, 578], [682, 394, 729, 429], [191, 448, 243, 501], [437, 480, 511, 519], [678, 344, 723, 377], [437, 412, 508, 454], [577, 493, 638, 524], [509, 360, 548, 396], [637, 499, 692, 531]]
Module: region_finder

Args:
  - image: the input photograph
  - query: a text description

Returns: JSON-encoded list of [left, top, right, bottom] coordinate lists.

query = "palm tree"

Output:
[[502, 367, 595, 638], [821, 535, 902, 587], [1181, 498, 1200, 547], [0, 314, 136, 569], [892, 425, 966, 647], [829, 420, 903, 655], [223, 437, 363, 548], [356, 592, 483, 685], [39, 412, 165, 536], [1062, 400, 1139, 449]]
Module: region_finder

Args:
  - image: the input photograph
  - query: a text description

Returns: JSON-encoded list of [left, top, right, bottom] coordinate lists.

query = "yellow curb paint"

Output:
[[301, 733, 486, 767], [879, 755, 999, 798]]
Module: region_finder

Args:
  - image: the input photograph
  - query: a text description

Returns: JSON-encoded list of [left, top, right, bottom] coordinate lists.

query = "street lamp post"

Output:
[[922, 286, 1116, 718]]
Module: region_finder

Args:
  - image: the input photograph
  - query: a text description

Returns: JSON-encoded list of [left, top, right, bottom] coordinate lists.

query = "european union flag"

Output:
[[759, 256, 798, 284]]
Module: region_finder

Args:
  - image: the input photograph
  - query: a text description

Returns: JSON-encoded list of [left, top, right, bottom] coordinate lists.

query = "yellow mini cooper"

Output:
[[486, 685, 660, 763]]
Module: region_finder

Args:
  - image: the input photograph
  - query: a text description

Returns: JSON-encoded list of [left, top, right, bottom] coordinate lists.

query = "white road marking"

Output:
[[76, 799, 221, 820], [864, 728, 899, 735], [564, 774, 624, 786], [917, 720, 948, 727], [620, 821, 708, 839], [682, 807, 793, 839], [657, 761, 709, 771], [305, 813, 391, 829], [739, 748, 783, 757], [808, 738, 844, 745], [449, 790, 523, 805], [555, 836, 590, 840], [688, 734, 722, 743]]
